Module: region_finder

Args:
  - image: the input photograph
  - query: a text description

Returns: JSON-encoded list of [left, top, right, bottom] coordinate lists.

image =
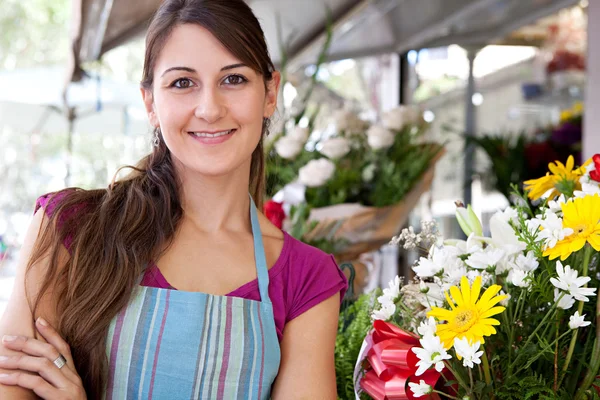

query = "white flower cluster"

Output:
[[390, 220, 441, 250], [526, 206, 573, 251], [371, 276, 402, 321], [409, 325, 483, 398], [274, 125, 309, 160], [408, 380, 432, 398], [453, 337, 484, 369], [412, 333, 451, 376], [331, 109, 366, 136], [382, 105, 422, 131], [550, 260, 596, 310], [405, 207, 536, 303], [575, 161, 600, 197], [298, 159, 335, 188], [318, 137, 351, 160]]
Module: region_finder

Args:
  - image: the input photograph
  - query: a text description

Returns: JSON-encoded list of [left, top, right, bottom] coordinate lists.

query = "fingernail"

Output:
[[2, 335, 17, 342], [37, 317, 48, 327], [0, 356, 7, 362], [0, 373, 10, 378]]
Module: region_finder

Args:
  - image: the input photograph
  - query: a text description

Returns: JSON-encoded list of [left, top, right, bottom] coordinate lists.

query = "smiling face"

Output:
[[142, 23, 280, 178]]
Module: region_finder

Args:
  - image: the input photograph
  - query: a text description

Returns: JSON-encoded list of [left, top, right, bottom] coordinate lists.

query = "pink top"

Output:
[[35, 192, 348, 342]]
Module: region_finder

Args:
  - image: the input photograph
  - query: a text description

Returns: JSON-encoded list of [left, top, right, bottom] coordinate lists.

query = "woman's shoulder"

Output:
[[281, 232, 333, 264], [35, 187, 107, 211], [277, 232, 348, 322], [34, 188, 104, 251], [34, 188, 95, 216]]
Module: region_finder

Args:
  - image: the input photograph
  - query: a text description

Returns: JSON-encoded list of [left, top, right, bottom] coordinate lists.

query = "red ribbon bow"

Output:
[[590, 154, 600, 183], [359, 320, 441, 400]]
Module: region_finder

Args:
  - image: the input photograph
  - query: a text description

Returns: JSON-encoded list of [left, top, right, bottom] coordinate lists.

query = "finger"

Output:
[[0, 337, 81, 385], [0, 372, 60, 399], [35, 318, 75, 366], [2, 335, 61, 364], [0, 354, 72, 389]]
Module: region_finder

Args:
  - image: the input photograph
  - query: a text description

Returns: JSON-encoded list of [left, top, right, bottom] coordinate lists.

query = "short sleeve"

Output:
[[286, 253, 348, 322], [34, 190, 77, 252]]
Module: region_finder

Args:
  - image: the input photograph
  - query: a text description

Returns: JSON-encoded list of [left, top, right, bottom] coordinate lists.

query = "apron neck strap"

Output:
[[249, 195, 271, 304]]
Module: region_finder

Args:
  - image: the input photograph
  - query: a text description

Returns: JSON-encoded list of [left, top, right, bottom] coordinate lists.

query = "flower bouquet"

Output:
[[267, 106, 444, 261], [352, 153, 600, 399]]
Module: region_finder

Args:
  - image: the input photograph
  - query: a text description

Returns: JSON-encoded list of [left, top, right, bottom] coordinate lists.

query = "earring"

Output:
[[262, 117, 270, 136], [153, 127, 160, 147]]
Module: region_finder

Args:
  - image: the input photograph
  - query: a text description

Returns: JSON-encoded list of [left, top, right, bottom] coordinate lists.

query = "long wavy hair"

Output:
[[25, 0, 275, 396]]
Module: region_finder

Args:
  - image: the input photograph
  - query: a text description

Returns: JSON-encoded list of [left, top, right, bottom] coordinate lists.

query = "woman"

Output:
[[0, 0, 347, 398]]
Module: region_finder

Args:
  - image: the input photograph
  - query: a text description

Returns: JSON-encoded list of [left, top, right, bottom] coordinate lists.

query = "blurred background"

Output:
[[0, 0, 597, 314]]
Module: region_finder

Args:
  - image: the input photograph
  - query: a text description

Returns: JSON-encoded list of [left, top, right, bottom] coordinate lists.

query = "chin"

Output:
[[182, 155, 250, 179]]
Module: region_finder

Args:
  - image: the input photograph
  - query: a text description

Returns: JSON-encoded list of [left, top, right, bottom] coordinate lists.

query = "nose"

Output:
[[194, 87, 226, 124]]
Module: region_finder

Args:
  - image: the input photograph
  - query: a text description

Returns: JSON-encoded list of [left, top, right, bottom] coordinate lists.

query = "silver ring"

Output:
[[53, 354, 67, 369]]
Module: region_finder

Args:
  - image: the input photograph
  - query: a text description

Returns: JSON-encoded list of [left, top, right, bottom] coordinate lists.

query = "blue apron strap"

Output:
[[249, 195, 271, 304]]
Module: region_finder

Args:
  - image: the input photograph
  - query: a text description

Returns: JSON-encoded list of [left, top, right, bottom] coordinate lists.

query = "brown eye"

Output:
[[173, 78, 193, 88], [223, 74, 247, 85]]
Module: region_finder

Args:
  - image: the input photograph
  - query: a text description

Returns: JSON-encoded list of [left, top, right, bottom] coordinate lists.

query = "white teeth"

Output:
[[192, 130, 232, 138]]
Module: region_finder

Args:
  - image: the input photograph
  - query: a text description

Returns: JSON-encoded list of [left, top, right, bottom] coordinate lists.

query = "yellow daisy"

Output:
[[544, 194, 600, 260], [524, 156, 590, 200], [428, 276, 507, 349]]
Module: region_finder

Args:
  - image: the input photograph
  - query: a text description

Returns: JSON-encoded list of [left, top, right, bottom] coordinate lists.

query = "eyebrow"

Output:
[[160, 63, 248, 77]]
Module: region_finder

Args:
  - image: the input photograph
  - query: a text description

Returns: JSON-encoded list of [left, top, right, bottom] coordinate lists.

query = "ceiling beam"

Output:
[[79, 0, 116, 61], [393, 0, 500, 53], [422, 29, 495, 49], [99, 13, 155, 56], [316, 44, 397, 65], [419, 0, 579, 50], [286, 0, 372, 70]]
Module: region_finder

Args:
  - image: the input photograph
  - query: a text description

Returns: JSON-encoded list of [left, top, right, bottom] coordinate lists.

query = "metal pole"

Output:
[[65, 107, 76, 187], [584, 1, 599, 160], [398, 52, 409, 105], [463, 47, 479, 207]]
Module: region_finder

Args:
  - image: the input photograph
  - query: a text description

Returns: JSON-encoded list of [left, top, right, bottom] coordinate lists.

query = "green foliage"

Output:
[[287, 202, 348, 254], [335, 291, 379, 400], [367, 129, 442, 207], [265, 146, 320, 197], [304, 146, 364, 208], [495, 374, 567, 400], [466, 133, 528, 200]]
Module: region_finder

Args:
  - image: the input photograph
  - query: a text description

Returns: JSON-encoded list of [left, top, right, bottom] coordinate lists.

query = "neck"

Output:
[[175, 159, 253, 233]]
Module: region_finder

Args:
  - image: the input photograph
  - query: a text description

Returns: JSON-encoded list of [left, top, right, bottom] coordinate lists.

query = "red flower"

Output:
[[590, 154, 600, 183], [263, 200, 285, 229]]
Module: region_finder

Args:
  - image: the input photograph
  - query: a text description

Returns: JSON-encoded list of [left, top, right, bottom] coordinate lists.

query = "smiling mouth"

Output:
[[189, 129, 235, 138]]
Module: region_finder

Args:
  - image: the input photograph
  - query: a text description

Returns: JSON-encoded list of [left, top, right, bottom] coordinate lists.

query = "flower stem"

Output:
[[558, 245, 592, 389], [469, 367, 474, 396], [507, 290, 526, 376], [481, 349, 492, 386], [444, 361, 470, 393], [554, 317, 559, 393], [432, 389, 461, 400], [512, 330, 572, 376], [574, 253, 600, 400], [508, 302, 558, 373]]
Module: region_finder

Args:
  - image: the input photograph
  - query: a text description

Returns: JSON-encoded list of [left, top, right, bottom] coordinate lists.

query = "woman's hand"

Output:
[[0, 318, 86, 399]]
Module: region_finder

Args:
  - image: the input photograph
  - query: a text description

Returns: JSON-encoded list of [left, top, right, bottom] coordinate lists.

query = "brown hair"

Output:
[[26, 0, 275, 396]]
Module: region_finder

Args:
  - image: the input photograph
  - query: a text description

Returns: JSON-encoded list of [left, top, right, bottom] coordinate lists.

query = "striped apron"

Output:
[[103, 198, 281, 399]]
